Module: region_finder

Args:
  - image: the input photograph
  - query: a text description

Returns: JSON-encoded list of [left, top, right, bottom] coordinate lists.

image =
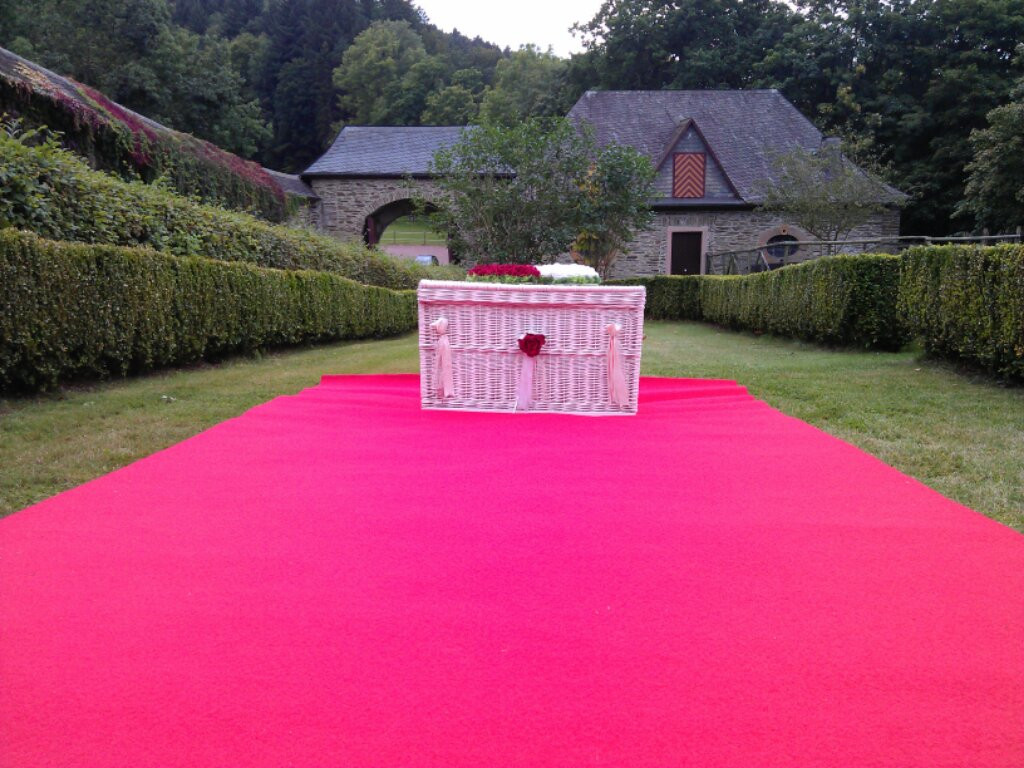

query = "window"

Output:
[[672, 153, 705, 198], [766, 234, 799, 262]]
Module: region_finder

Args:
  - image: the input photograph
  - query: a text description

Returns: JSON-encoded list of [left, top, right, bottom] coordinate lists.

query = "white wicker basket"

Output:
[[417, 280, 646, 415]]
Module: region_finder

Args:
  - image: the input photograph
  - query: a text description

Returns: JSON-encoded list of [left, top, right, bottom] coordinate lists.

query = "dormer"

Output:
[[653, 119, 739, 202]]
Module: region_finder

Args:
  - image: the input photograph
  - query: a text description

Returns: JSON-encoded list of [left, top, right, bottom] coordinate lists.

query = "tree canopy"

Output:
[[958, 48, 1024, 233], [3, 0, 1024, 234], [0, 0, 507, 170], [333, 21, 435, 125], [569, 0, 1024, 234], [758, 142, 898, 243], [425, 119, 654, 265], [478, 46, 570, 125], [1, 0, 270, 156]]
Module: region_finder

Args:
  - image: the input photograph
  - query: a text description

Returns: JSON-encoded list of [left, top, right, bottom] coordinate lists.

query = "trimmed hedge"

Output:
[[607, 276, 702, 320], [700, 254, 907, 349], [0, 132, 463, 290], [612, 255, 907, 350], [0, 230, 416, 393], [900, 244, 1024, 378]]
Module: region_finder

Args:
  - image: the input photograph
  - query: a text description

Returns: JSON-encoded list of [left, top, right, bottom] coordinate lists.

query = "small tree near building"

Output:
[[572, 143, 656, 278], [759, 141, 896, 247], [425, 118, 654, 266]]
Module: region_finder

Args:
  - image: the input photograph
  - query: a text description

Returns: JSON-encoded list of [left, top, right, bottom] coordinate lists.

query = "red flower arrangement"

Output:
[[467, 264, 541, 278], [518, 333, 546, 357]]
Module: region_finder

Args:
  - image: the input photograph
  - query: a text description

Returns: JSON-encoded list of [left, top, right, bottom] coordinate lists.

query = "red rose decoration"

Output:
[[468, 264, 541, 278], [518, 333, 545, 357]]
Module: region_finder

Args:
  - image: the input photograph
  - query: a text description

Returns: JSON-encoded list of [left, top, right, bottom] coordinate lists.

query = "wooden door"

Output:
[[670, 232, 703, 275]]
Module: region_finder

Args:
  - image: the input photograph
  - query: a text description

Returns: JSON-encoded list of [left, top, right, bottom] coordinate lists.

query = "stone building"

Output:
[[300, 90, 902, 277], [302, 126, 455, 256]]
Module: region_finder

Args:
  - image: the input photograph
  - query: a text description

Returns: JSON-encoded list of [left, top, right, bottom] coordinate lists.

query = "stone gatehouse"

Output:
[[299, 91, 902, 277]]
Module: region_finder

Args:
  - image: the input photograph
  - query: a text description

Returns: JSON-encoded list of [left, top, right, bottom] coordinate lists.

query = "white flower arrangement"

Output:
[[536, 263, 601, 283]]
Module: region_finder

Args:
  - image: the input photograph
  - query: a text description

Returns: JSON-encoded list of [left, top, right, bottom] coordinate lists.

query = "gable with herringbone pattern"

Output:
[[673, 153, 705, 198]]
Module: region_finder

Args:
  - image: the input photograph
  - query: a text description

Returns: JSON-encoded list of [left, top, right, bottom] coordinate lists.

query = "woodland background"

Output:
[[1, 0, 1023, 234]]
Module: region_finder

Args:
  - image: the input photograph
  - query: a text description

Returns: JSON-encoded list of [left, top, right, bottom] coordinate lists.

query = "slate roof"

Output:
[[568, 90, 901, 204], [300, 92, 901, 204], [265, 169, 318, 198], [303, 126, 468, 177]]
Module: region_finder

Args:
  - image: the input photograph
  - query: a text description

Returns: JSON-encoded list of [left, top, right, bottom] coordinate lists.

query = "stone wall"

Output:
[[309, 177, 444, 240], [611, 207, 901, 278], [284, 198, 322, 231], [306, 175, 901, 277]]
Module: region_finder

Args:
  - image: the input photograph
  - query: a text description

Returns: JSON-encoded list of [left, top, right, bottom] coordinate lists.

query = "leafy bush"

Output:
[[700, 255, 907, 349], [0, 230, 417, 393], [899, 244, 1024, 378], [0, 131, 463, 290], [607, 276, 702, 320], [426, 118, 653, 265]]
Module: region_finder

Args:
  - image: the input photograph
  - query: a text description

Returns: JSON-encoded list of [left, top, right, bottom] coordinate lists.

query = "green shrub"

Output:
[[607, 276, 702, 320], [0, 132, 464, 290], [610, 258, 902, 349], [700, 254, 907, 349], [899, 244, 1024, 378], [0, 230, 417, 393]]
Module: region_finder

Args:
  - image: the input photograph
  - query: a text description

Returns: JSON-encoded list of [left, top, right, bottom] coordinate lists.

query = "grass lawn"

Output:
[[2, 322, 1022, 531], [379, 217, 446, 245]]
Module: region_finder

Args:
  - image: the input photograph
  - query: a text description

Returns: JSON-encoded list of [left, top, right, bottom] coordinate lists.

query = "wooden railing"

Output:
[[705, 233, 1023, 275]]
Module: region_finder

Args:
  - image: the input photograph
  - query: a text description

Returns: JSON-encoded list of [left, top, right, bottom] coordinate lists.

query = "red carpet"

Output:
[[2, 375, 1022, 767]]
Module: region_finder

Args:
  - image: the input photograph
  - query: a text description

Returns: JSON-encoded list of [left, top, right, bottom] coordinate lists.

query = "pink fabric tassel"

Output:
[[606, 323, 628, 406], [431, 317, 453, 398], [516, 356, 536, 411]]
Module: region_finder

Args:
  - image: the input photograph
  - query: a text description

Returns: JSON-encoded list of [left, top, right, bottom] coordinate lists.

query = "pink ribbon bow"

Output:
[[431, 317, 453, 398], [606, 323, 628, 406]]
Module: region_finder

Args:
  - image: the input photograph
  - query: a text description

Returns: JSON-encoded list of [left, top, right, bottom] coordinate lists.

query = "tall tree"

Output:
[[333, 20, 431, 124], [421, 85, 478, 124], [758, 0, 1024, 233], [479, 46, 570, 125], [572, 0, 798, 90], [958, 49, 1024, 232], [259, 0, 380, 168], [2, 0, 270, 157], [758, 141, 898, 244]]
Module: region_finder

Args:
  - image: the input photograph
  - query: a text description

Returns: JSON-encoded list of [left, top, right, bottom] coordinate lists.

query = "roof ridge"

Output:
[[583, 88, 783, 94], [342, 125, 469, 129]]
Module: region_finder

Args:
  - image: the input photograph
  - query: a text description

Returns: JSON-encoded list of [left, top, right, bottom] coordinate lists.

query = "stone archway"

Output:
[[306, 177, 447, 243], [354, 182, 446, 245], [362, 197, 440, 246], [357, 186, 451, 264]]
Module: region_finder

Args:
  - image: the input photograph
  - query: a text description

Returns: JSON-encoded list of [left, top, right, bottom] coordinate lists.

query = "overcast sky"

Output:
[[414, 0, 605, 57]]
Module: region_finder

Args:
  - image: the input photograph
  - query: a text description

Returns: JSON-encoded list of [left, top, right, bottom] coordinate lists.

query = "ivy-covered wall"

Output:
[[0, 46, 292, 221]]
